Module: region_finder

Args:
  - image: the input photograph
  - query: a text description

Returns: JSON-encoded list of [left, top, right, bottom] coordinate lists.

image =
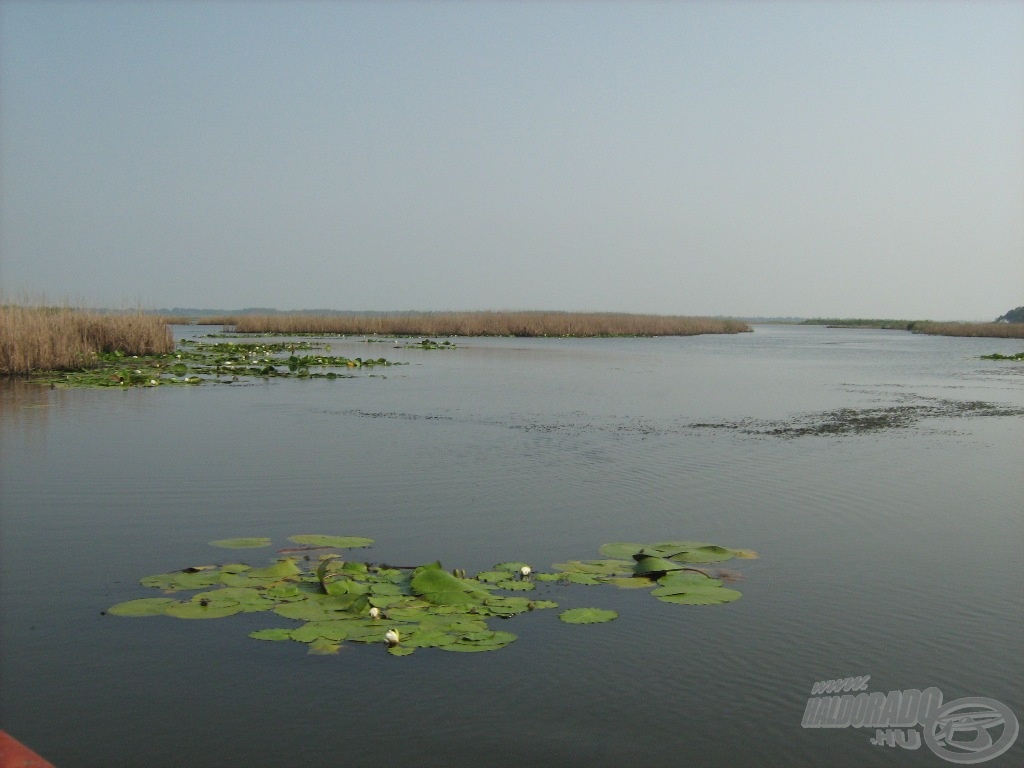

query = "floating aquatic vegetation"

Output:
[[28, 337, 405, 388], [209, 537, 273, 549], [107, 537, 755, 658], [559, 608, 618, 624], [408, 339, 457, 350], [288, 534, 374, 549]]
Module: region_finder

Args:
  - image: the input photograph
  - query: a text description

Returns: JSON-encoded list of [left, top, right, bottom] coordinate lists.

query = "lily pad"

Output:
[[440, 629, 517, 652], [410, 563, 491, 605], [165, 600, 243, 619], [107, 597, 177, 617], [288, 535, 374, 549], [245, 559, 302, 580], [655, 588, 742, 605], [290, 621, 351, 643], [209, 537, 272, 549], [306, 637, 342, 655], [559, 608, 618, 624], [249, 628, 294, 641], [598, 542, 647, 559], [108, 533, 754, 658], [493, 561, 531, 573], [633, 556, 689, 577]]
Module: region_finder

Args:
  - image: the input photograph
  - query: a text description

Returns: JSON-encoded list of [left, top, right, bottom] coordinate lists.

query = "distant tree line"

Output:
[[996, 306, 1024, 323]]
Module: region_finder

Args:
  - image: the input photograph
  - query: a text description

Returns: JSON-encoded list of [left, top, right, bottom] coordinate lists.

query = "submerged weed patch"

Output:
[[108, 537, 756, 657]]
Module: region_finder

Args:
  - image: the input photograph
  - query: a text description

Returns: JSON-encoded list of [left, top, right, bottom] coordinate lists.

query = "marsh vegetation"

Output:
[[801, 318, 1024, 338], [226, 311, 752, 337], [0, 305, 174, 376]]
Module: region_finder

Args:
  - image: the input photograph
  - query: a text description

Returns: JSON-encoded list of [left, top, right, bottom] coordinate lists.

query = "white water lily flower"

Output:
[[520, 565, 532, 580], [369, 607, 381, 620], [384, 628, 400, 646]]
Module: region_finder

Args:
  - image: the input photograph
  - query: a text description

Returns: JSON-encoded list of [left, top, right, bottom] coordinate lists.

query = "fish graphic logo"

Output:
[[923, 697, 1019, 764]]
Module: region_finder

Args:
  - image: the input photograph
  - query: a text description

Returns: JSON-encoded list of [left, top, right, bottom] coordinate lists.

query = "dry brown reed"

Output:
[[1, 305, 175, 375], [231, 311, 751, 337], [911, 321, 1024, 339]]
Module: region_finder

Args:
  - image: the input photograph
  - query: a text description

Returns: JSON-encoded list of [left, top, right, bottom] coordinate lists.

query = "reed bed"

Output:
[[231, 311, 751, 337], [911, 321, 1024, 339], [1, 305, 175, 375]]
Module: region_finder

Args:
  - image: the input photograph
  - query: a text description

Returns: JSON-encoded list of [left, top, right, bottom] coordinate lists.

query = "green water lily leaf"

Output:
[[656, 571, 718, 588], [731, 548, 759, 559], [140, 569, 224, 592], [633, 556, 688, 577], [643, 542, 736, 563], [245, 559, 302, 580], [563, 572, 603, 585], [165, 600, 243, 619], [607, 577, 656, 589], [655, 588, 742, 605], [493, 561, 530, 573], [410, 563, 490, 605], [559, 608, 618, 624], [265, 583, 303, 600], [306, 637, 342, 655], [671, 546, 736, 564], [188, 587, 277, 613], [529, 600, 559, 610], [209, 537, 272, 549], [598, 542, 646, 559], [387, 645, 416, 656], [107, 598, 177, 617], [440, 629, 517, 652], [402, 630, 459, 648], [274, 595, 359, 621], [288, 535, 374, 549], [249, 628, 293, 641], [290, 621, 351, 643]]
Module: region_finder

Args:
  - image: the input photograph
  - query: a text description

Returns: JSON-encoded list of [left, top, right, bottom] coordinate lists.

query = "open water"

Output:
[[1, 324, 1021, 767]]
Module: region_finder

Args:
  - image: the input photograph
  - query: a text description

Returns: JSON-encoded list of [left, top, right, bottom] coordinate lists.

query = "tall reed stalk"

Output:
[[911, 321, 1024, 339], [0, 305, 175, 375], [231, 311, 751, 337]]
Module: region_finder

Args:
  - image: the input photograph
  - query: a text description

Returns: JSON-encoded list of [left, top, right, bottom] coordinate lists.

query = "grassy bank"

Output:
[[801, 318, 1024, 338], [911, 321, 1024, 339], [1, 305, 175, 376], [800, 318, 913, 330], [229, 311, 751, 337]]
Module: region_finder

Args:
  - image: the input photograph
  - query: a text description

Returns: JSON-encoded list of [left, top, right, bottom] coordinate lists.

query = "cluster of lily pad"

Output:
[[107, 535, 756, 657], [32, 340, 401, 388], [980, 351, 1024, 361], [406, 339, 456, 350]]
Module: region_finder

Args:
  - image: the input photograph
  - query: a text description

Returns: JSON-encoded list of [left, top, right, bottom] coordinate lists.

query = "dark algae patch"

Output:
[[107, 537, 756, 657], [688, 397, 1024, 438]]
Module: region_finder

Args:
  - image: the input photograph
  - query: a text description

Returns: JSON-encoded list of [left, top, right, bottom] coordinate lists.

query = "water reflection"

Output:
[[1, 326, 1022, 767]]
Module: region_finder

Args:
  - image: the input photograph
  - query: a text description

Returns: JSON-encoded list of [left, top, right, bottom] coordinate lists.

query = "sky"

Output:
[[1, 1, 1021, 320]]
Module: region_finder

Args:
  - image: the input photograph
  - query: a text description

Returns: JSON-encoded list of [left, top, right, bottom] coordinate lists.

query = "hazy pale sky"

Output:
[[1, 1, 1021, 319]]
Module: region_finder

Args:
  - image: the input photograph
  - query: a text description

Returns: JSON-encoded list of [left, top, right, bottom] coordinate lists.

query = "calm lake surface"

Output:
[[1, 324, 1021, 767]]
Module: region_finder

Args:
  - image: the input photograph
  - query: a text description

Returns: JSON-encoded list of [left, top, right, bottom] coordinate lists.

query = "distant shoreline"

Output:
[[799, 318, 1024, 338]]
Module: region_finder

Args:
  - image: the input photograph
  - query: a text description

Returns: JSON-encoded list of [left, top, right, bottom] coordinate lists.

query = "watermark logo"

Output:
[[802, 677, 1019, 764]]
